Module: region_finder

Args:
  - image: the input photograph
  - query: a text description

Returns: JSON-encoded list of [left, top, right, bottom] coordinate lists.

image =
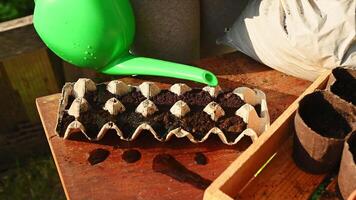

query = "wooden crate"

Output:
[[204, 70, 333, 200]]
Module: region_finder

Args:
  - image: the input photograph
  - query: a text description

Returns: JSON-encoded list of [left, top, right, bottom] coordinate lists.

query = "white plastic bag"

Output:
[[219, 0, 356, 81]]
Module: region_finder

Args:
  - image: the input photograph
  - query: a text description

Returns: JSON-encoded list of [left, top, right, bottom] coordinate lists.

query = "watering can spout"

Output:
[[101, 54, 218, 86]]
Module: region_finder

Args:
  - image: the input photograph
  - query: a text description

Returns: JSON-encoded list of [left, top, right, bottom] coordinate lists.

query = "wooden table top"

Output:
[[36, 52, 313, 200]]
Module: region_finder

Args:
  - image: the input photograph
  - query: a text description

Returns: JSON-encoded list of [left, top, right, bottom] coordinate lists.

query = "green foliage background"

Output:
[[0, 0, 34, 22], [0, 156, 65, 200]]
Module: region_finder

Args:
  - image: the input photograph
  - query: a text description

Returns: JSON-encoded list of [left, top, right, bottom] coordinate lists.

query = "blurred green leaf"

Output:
[[0, 156, 65, 200], [0, 0, 34, 22]]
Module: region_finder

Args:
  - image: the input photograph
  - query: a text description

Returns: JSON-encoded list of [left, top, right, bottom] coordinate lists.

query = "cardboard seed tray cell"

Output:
[[56, 79, 270, 145]]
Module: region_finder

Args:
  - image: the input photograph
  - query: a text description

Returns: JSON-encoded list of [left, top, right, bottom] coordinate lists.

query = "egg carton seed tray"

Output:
[[55, 79, 270, 145]]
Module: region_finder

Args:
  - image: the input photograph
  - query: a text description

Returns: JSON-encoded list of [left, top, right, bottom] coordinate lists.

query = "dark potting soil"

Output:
[[151, 90, 179, 106], [64, 95, 75, 110], [122, 149, 142, 163], [331, 68, 356, 105], [181, 89, 213, 106], [95, 84, 116, 106], [119, 90, 146, 107], [77, 111, 102, 139], [217, 92, 245, 110], [299, 92, 351, 139], [218, 116, 246, 134], [57, 84, 248, 142], [56, 112, 75, 137], [194, 152, 208, 165], [87, 148, 110, 165], [254, 104, 262, 117], [152, 154, 212, 190], [348, 132, 356, 163], [181, 111, 215, 141]]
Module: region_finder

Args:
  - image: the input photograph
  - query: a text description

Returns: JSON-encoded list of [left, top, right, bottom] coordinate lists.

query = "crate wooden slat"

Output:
[[204, 70, 332, 200], [0, 16, 43, 60], [0, 15, 33, 32]]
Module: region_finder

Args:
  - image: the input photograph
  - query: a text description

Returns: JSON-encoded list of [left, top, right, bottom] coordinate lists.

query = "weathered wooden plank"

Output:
[[0, 62, 28, 133], [46, 49, 66, 88], [2, 48, 60, 122], [0, 15, 33, 33], [0, 23, 43, 60]]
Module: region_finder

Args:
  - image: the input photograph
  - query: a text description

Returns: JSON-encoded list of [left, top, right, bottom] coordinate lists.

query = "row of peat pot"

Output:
[[293, 68, 356, 199]]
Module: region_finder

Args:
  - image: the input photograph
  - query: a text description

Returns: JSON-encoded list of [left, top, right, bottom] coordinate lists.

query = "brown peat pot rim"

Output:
[[295, 109, 345, 142], [327, 67, 356, 105]]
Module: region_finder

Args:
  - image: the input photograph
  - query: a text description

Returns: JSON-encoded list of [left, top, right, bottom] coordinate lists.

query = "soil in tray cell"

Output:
[[217, 92, 245, 112], [151, 90, 180, 106], [180, 89, 213, 107]]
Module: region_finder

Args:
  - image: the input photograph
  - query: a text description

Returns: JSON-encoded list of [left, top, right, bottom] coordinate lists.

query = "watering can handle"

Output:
[[101, 54, 218, 86]]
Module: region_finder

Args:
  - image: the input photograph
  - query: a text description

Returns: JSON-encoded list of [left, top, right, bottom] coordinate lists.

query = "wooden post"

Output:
[[0, 16, 63, 165]]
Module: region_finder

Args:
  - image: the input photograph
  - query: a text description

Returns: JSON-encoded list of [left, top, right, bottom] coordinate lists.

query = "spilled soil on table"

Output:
[[152, 154, 212, 190]]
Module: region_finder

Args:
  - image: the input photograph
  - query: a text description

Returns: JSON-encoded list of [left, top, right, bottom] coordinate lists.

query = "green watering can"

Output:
[[33, 0, 218, 86]]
